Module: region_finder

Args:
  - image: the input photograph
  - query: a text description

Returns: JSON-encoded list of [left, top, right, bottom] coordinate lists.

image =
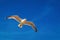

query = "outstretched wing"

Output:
[[8, 15, 22, 23], [26, 21, 37, 32]]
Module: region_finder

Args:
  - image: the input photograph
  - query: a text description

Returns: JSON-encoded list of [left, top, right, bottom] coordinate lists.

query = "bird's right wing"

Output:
[[26, 21, 38, 32], [8, 15, 22, 23]]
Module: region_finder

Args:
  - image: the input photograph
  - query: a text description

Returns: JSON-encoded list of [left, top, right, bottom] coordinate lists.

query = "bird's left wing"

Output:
[[8, 15, 22, 23], [26, 21, 38, 32]]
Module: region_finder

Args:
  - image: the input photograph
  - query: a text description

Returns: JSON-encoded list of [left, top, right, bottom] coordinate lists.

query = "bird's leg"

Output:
[[18, 23, 23, 28]]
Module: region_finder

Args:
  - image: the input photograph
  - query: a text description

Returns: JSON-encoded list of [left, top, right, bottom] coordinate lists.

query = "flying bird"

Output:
[[7, 15, 37, 32]]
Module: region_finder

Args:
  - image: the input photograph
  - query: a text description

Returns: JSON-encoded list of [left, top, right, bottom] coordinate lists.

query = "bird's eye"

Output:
[[20, 25, 21, 26]]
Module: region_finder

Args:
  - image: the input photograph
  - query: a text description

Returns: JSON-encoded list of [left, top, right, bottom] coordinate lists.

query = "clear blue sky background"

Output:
[[0, 0, 60, 40]]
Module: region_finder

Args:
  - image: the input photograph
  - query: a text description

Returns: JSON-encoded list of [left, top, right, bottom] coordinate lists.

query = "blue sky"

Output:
[[0, 0, 60, 40]]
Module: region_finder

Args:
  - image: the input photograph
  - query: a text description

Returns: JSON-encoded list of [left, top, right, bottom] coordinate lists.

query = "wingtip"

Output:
[[4, 16, 10, 20], [34, 27, 38, 32], [7, 16, 11, 19], [35, 29, 38, 32]]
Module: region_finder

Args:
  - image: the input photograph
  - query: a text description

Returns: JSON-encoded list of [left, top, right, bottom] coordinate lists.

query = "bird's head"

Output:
[[20, 24, 22, 27], [18, 24, 23, 28]]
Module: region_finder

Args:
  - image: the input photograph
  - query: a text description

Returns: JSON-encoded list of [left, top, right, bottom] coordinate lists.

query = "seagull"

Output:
[[7, 15, 37, 32]]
